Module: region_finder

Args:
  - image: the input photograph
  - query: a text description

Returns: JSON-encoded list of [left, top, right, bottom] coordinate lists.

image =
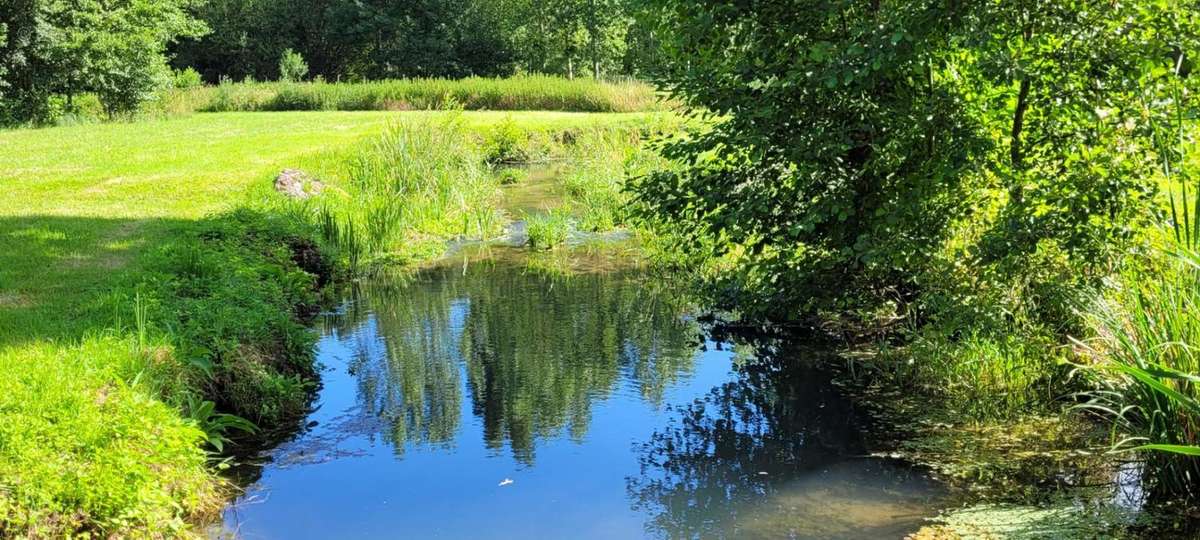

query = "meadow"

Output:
[[0, 109, 669, 536], [170, 75, 665, 114]]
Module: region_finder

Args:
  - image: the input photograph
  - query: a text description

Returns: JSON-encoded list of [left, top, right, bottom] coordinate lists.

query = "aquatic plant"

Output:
[[313, 117, 503, 270], [525, 210, 571, 251]]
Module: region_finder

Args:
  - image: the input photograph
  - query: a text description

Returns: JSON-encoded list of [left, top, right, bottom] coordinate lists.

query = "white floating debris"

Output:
[[498, 478, 514, 487]]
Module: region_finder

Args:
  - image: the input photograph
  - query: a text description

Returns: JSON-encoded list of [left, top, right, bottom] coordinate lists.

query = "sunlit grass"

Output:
[[0, 109, 668, 535], [164, 75, 665, 114]]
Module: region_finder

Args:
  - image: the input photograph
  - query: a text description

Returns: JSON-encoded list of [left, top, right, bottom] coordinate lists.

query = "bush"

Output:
[[278, 48, 309, 82], [172, 67, 203, 89]]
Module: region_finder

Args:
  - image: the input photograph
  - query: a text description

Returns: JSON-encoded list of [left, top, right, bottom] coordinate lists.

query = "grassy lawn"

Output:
[[0, 110, 655, 341], [0, 109, 662, 535]]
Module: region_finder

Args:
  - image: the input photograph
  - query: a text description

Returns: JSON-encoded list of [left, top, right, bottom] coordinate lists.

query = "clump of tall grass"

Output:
[[315, 116, 503, 270], [167, 75, 664, 114], [1072, 72, 1200, 500], [560, 126, 671, 232], [1074, 247, 1200, 499], [525, 210, 571, 250]]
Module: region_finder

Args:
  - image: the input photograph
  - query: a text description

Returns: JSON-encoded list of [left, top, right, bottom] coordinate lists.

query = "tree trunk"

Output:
[[1009, 77, 1031, 170]]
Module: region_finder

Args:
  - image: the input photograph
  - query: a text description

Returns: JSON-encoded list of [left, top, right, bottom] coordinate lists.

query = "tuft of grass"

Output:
[[1074, 248, 1200, 500], [167, 75, 665, 114], [525, 210, 572, 250], [309, 116, 503, 270], [496, 167, 529, 185]]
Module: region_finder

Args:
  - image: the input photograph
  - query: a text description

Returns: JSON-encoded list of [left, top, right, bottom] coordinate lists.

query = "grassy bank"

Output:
[[0, 110, 666, 535], [163, 76, 664, 116]]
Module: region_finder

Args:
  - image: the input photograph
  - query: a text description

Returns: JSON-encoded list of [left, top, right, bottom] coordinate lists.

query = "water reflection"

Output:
[[223, 261, 945, 539], [329, 260, 697, 462], [628, 340, 944, 539]]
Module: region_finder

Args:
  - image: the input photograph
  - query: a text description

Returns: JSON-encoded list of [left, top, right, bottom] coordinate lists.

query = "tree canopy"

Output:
[[632, 0, 1200, 328], [0, 0, 206, 123]]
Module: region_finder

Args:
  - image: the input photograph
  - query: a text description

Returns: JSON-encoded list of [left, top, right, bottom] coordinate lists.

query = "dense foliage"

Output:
[[0, 0, 206, 123], [633, 0, 1200, 504], [634, 0, 1196, 330], [170, 0, 659, 83], [0, 0, 662, 124]]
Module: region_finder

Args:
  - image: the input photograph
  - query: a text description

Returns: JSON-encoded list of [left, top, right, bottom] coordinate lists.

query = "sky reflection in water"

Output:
[[222, 260, 944, 539]]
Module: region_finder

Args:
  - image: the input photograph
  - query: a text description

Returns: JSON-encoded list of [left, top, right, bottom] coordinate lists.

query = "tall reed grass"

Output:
[[1073, 71, 1200, 500], [165, 76, 664, 114], [313, 116, 503, 270], [1075, 247, 1200, 499]]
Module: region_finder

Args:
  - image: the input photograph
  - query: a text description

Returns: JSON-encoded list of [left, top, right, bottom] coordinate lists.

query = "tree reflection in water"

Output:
[[627, 336, 944, 539], [328, 259, 699, 463]]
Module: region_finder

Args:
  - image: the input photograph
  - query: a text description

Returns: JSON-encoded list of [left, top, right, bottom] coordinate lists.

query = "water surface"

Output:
[[222, 258, 945, 539]]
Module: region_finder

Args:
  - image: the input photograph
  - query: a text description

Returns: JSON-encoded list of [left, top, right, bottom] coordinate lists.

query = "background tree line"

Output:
[[0, 0, 663, 124], [170, 0, 663, 83]]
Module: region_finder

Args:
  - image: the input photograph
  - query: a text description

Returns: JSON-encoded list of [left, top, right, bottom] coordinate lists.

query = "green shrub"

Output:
[[172, 67, 203, 89], [278, 49, 309, 82], [483, 117, 532, 163]]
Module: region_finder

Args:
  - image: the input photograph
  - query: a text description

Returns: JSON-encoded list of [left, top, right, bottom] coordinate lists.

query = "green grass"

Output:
[[0, 109, 667, 535], [164, 75, 665, 115], [525, 210, 572, 250]]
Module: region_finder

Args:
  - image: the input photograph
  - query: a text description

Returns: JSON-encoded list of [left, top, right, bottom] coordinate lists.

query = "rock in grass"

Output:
[[274, 168, 325, 199]]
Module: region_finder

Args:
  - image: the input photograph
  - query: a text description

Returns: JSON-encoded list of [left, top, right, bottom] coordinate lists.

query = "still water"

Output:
[[221, 257, 945, 539]]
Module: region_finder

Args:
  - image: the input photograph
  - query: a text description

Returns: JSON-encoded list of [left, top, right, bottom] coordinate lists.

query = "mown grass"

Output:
[[164, 75, 665, 115], [0, 110, 667, 535]]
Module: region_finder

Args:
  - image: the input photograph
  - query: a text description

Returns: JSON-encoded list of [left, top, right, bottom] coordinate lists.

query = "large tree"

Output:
[[632, 0, 1197, 324], [0, 0, 206, 123]]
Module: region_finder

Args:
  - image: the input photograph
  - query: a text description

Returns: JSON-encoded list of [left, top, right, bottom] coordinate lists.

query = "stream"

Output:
[[218, 253, 947, 539]]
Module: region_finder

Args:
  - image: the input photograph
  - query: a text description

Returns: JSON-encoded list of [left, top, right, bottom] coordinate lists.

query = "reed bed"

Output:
[[165, 76, 664, 115]]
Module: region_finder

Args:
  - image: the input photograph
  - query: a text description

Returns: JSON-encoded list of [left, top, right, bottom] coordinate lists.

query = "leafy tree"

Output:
[[632, 0, 1198, 328], [169, 0, 655, 81], [278, 47, 308, 81], [631, 1, 985, 317], [0, 0, 206, 123]]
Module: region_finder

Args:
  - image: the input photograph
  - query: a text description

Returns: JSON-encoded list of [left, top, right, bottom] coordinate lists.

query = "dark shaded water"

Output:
[[220, 258, 945, 539]]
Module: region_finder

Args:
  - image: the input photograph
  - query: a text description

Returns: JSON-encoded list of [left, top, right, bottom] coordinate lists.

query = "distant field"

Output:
[[163, 75, 665, 115]]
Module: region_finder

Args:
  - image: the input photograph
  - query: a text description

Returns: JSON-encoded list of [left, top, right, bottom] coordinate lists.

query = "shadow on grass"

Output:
[[0, 214, 193, 347]]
